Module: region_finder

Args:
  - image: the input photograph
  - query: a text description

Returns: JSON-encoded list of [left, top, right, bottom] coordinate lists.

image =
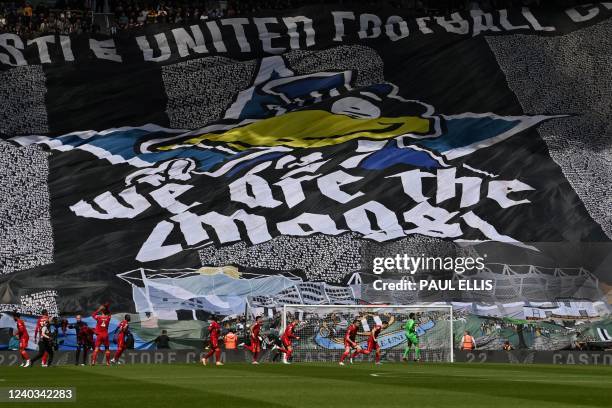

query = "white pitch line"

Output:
[[123, 375, 299, 380], [368, 373, 610, 383]]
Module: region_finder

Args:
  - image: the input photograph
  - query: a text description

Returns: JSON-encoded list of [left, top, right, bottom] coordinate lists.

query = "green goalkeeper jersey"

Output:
[[404, 319, 417, 335]]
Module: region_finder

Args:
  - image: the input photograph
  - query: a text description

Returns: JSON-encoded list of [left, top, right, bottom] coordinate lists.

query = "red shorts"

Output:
[[210, 337, 219, 349], [95, 333, 109, 348], [251, 336, 261, 348], [344, 339, 357, 349], [19, 337, 29, 350], [367, 339, 380, 352], [281, 337, 292, 348]]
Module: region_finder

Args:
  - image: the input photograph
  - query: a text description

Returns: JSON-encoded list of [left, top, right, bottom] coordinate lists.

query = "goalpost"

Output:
[[281, 304, 453, 363]]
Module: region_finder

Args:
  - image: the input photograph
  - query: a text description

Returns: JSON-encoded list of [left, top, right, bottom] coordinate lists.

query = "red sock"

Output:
[[20, 350, 30, 360], [214, 348, 221, 362], [105, 350, 111, 364], [114, 348, 124, 361], [253, 351, 259, 361], [42, 352, 48, 365], [375, 352, 381, 363], [340, 351, 350, 363], [278, 347, 288, 354], [286, 349, 293, 360], [244, 344, 253, 352], [204, 349, 215, 359], [92, 349, 98, 364]]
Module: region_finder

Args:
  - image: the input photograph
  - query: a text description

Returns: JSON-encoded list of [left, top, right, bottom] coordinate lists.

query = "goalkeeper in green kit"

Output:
[[402, 313, 420, 362]]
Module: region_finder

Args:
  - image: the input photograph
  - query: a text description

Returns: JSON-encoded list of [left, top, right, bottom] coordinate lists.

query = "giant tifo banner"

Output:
[[0, 4, 611, 353]]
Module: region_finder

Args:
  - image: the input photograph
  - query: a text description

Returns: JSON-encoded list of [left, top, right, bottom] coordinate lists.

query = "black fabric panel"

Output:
[[44, 62, 169, 135]]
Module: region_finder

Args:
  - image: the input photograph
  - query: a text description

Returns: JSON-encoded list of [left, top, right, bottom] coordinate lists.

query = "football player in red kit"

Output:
[[243, 316, 263, 364], [201, 316, 223, 366], [13, 312, 31, 367], [351, 322, 385, 364], [34, 309, 49, 342], [111, 314, 130, 364], [277, 318, 300, 364], [339, 319, 361, 365], [33, 309, 50, 366], [91, 304, 112, 366]]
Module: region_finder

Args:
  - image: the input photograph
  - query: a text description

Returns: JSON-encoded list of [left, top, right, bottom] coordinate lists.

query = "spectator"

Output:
[[154, 329, 170, 349], [136, 9, 147, 24], [68, 314, 89, 366], [0, 0, 593, 37], [118, 12, 128, 27], [502, 340, 514, 351], [23, 3, 33, 28], [224, 329, 238, 350], [460, 330, 476, 351], [8, 331, 20, 351]]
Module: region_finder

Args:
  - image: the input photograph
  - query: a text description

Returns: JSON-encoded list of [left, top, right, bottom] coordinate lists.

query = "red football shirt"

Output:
[[117, 319, 129, 333], [345, 324, 358, 341], [16, 319, 28, 339], [251, 322, 261, 337], [208, 321, 220, 341], [92, 311, 111, 335], [370, 324, 382, 341], [34, 315, 49, 339], [281, 322, 298, 341]]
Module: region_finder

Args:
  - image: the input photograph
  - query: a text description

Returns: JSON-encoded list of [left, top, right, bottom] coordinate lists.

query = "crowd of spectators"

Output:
[[0, 0, 597, 37], [0, 2, 93, 37]]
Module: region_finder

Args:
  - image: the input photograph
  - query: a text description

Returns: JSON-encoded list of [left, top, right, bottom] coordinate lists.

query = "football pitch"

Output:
[[1, 363, 611, 408]]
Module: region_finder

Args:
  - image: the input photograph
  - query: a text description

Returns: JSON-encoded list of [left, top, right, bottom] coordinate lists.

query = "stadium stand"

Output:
[[0, 0, 598, 36]]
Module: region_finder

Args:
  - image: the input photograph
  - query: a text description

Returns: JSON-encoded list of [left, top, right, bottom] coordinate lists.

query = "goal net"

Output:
[[281, 305, 453, 363]]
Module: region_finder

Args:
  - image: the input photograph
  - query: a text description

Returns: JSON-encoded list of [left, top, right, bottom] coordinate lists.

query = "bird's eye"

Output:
[[331, 97, 380, 119]]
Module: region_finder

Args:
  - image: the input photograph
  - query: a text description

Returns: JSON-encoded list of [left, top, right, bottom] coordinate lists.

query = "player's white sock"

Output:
[[349, 358, 353, 364], [23, 360, 31, 368], [110, 359, 116, 364], [201, 358, 207, 365], [19, 362, 24, 367], [271, 344, 278, 351], [238, 343, 245, 348], [283, 360, 290, 365]]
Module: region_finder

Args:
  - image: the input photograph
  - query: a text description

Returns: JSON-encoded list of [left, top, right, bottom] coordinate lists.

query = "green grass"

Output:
[[1, 363, 611, 408]]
